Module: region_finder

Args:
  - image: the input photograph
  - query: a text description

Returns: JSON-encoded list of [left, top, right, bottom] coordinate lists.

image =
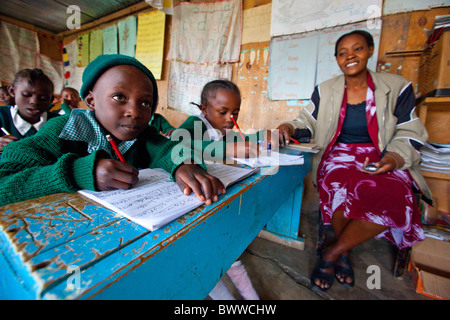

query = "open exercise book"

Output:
[[78, 163, 257, 231], [231, 150, 304, 168]]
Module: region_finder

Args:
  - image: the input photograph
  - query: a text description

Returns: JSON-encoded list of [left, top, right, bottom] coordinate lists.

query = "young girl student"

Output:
[[0, 54, 224, 207], [173, 79, 275, 162], [174, 79, 267, 300], [0, 68, 58, 153]]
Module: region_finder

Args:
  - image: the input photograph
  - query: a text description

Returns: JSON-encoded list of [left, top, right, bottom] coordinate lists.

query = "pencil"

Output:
[[230, 115, 245, 142], [106, 134, 126, 162], [1, 127, 11, 135], [290, 137, 301, 144]]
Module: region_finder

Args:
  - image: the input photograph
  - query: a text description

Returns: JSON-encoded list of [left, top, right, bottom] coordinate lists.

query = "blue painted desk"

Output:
[[0, 152, 311, 300]]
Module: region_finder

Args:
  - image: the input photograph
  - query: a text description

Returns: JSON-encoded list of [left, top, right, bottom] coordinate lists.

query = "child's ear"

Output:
[[7, 85, 15, 97], [200, 104, 207, 115], [84, 91, 95, 110]]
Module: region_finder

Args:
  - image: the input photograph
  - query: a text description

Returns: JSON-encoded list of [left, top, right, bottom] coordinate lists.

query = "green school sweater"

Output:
[[0, 115, 203, 206], [150, 113, 176, 134], [173, 115, 265, 161], [0, 105, 60, 139]]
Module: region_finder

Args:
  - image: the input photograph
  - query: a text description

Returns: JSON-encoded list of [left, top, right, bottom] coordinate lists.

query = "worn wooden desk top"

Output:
[[0, 154, 312, 299]]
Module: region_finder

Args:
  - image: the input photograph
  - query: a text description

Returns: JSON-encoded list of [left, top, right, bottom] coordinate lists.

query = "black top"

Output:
[[336, 101, 372, 143]]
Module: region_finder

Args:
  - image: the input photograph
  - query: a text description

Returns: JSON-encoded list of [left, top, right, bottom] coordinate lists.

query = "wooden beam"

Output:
[[57, 1, 154, 38]]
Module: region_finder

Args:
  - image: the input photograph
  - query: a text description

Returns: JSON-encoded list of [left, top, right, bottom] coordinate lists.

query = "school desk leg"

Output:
[[259, 182, 305, 250]]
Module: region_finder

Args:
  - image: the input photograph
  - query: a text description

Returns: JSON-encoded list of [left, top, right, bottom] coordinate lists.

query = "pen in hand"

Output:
[[106, 134, 126, 163]]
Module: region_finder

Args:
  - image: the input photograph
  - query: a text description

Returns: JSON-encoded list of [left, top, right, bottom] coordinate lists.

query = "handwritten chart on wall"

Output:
[[168, 61, 232, 114], [316, 22, 381, 84], [135, 10, 166, 80], [167, 0, 242, 64], [268, 32, 318, 100], [0, 21, 39, 83], [271, 0, 382, 37]]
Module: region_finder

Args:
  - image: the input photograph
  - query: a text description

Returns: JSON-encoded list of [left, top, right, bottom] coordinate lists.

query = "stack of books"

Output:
[[420, 142, 450, 175]]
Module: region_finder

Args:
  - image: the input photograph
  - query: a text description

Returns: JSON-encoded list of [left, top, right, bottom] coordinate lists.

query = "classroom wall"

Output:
[[158, 1, 450, 131]]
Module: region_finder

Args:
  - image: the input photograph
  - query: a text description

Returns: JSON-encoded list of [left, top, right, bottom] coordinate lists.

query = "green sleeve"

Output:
[[0, 116, 99, 206], [150, 113, 176, 134], [171, 116, 226, 161]]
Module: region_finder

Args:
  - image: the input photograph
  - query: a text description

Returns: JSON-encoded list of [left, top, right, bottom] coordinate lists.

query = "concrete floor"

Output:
[[221, 181, 433, 300]]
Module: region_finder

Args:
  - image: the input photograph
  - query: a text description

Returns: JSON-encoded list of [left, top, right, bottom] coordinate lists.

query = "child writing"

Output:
[[0, 68, 59, 153], [174, 79, 266, 300], [0, 85, 15, 107], [0, 54, 224, 207], [173, 79, 275, 162]]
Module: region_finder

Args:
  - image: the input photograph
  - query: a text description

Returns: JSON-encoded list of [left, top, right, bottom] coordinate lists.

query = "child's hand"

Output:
[[0, 135, 19, 152], [95, 158, 139, 190], [225, 141, 260, 158], [174, 164, 225, 206], [277, 123, 295, 147]]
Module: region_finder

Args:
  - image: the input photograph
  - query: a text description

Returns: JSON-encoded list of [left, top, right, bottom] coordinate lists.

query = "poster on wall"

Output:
[[316, 21, 381, 85], [167, 0, 242, 64], [271, 0, 382, 36], [0, 21, 39, 83], [135, 10, 166, 80], [118, 16, 137, 57], [168, 61, 232, 114], [103, 24, 118, 54], [268, 31, 319, 100], [62, 39, 84, 93], [89, 29, 103, 62], [36, 54, 64, 94], [384, 0, 449, 14]]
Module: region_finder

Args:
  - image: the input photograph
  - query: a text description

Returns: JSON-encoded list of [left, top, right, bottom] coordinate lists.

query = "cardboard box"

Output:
[[409, 237, 450, 299], [418, 29, 450, 99]]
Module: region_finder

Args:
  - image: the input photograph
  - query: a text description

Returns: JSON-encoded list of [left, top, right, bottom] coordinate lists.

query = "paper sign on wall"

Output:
[[167, 0, 242, 64], [118, 16, 137, 57], [168, 61, 232, 114], [135, 10, 166, 80]]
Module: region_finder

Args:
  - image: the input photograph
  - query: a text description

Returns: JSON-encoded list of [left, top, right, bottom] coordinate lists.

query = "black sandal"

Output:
[[310, 256, 335, 292], [335, 254, 354, 288]]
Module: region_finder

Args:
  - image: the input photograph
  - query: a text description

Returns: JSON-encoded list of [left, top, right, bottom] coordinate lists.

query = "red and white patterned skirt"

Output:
[[317, 143, 425, 249]]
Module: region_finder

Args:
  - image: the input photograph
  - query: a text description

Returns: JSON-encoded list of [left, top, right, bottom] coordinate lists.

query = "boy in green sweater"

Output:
[[0, 54, 224, 207]]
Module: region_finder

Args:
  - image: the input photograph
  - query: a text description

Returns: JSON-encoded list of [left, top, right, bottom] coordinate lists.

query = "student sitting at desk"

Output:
[[0, 54, 224, 207], [174, 79, 265, 300], [173, 79, 276, 161], [0, 85, 15, 107], [277, 30, 432, 292], [0, 68, 59, 153]]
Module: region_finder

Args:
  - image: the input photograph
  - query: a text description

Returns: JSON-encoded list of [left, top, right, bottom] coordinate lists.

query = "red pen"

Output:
[[106, 134, 126, 162], [290, 137, 301, 144], [230, 114, 246, 142]]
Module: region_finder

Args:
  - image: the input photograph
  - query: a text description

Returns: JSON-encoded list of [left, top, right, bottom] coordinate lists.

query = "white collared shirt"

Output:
[[10, 105, 47, 136]]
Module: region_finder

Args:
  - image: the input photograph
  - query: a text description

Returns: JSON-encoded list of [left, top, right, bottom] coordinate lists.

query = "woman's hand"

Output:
[[174, 164, 225, 205], [361, 156, 397, 175], [95, 158, 139, 190], [277, 123, 295, 147], [0, 135, 19, 153]]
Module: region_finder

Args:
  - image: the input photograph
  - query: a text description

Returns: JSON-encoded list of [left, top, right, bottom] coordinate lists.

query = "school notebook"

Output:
[[78, 163, 257, 231], [231, 150, 304, 168]]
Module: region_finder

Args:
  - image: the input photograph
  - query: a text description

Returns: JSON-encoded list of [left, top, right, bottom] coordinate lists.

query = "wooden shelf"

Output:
[[421, 170, 450, 180], [416, 96, 450, 144]]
